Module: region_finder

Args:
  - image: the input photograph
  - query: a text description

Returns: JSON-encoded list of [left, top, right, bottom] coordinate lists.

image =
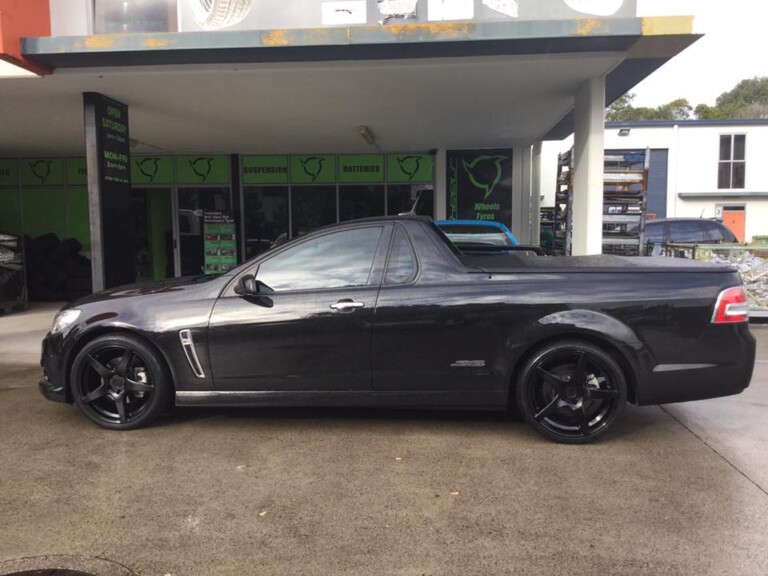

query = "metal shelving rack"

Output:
[[602, 150, 649, 256], [552, 150, 574, 256], [552, 149, 649, 257]]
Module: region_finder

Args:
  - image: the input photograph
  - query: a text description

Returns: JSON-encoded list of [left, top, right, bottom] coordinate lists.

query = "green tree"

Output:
[[696, 77, 768, 119], [606, 93, 692, 121]]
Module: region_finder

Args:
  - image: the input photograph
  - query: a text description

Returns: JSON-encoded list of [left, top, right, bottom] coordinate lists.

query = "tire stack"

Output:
[[25, 234, 93, 302]]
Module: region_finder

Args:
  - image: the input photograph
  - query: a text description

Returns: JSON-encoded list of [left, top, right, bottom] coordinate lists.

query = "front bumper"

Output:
[[39, 332, 69, 403]]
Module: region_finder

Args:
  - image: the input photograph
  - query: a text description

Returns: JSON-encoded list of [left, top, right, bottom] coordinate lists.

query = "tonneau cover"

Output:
[[460, 253, 735, 273]]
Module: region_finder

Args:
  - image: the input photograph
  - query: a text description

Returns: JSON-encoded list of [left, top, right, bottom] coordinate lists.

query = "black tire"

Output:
[[515, 340, 627, 444], [71, 334, 172, 430]]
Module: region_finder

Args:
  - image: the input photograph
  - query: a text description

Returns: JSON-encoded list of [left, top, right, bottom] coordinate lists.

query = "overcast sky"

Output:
[[632, 0, 768, 107]]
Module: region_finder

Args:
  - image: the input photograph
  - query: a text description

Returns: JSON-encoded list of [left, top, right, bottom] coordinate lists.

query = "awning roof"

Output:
[[0, 17, 698, 156]]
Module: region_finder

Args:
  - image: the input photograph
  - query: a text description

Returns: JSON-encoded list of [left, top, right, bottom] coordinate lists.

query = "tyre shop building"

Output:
[[0, 0, 698, 293]]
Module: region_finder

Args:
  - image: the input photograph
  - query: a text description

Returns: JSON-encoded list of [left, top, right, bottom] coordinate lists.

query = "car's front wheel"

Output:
[[515, 340, 627, 444], [71, 334, 171, 430]]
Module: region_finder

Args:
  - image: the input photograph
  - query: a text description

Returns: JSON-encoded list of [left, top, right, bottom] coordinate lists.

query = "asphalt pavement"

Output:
[[0, 306, 766, 576]]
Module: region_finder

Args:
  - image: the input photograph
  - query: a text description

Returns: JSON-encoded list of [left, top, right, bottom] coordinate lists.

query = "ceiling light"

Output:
[[358, 125, 377, 146]]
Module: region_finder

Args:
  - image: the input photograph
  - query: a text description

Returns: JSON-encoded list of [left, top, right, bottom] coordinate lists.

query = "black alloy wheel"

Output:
[[515, 340, 627, 444], [71, 334, 171, 430]]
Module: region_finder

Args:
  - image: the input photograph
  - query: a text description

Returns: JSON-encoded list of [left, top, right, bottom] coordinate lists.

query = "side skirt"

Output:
[[175, 389, 508, 410]]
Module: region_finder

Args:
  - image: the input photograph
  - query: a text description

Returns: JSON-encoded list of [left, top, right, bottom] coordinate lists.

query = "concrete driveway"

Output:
[[0, 306, 766, 576]]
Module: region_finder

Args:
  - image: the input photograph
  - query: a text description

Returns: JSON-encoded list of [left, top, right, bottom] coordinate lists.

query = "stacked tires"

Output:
[[25, 234, 92, 302]]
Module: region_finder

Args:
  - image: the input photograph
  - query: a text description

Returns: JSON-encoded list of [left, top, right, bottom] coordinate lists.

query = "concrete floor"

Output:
[[0, 306, 767, 576]]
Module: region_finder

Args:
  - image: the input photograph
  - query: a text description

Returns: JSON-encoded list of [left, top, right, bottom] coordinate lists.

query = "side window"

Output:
[[384, 227, 417, 284], [643, 223, 664, 244], [704, 221, 724, 242], [256, 226, 383, 291], [669, 221, 707, 243]]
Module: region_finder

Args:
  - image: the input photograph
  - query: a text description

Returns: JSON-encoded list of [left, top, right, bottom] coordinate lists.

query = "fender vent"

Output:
[[179, 329, 206, 379]]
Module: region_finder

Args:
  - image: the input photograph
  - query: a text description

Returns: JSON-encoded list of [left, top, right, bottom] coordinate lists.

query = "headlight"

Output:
[[51, 309, 81, 335]]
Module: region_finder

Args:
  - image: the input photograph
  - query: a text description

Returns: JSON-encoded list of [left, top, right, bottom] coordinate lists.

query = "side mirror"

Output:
[[235, 274, 258, 296]]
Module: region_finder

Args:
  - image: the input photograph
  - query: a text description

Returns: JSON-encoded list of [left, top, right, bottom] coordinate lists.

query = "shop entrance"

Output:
[[132, 188, 173, 281]]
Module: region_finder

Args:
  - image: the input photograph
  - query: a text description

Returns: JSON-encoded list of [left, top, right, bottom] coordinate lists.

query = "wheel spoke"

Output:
[[572, 352, 588, 386], [577, 405, 591, 435], [115, 393, 128, 424], [584, 387, 619, 400], [115, 350, 134, 376], [535, 367, 565, 392], [82, 383, 108, 404], [87, 354, 112, 378], [534, 395, 561, 421], [125, 378, 153, 393]]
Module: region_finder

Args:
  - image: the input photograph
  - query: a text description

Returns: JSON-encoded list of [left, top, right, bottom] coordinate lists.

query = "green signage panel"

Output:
[[176, 156, 230, 185], [339, 154, 384, 184], [387, 154, 435, 184], [132, 156, 175, 185], [20, 158, 66, 186], [67, 158, 88, 186], [0, 159, 18, 186], [290, 155, 336, 184], [243, 156, 289, 185], [203, 211, 238, 274]]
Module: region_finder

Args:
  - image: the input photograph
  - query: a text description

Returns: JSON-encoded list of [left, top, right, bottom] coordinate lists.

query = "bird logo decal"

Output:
[[189, 157, 214, 182], [461, 155, 508, 200], [299, 157, 326, 183], [397, 156, 422, 181], [136, 158, 160, 183], [29, 160, 53, 184]]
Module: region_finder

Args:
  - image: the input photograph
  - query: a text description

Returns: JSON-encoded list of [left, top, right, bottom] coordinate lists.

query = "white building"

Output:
[[540, 119, 768, 243]]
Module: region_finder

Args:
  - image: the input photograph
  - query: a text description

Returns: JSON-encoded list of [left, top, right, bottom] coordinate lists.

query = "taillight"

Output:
[[712, 286, 750, 324]]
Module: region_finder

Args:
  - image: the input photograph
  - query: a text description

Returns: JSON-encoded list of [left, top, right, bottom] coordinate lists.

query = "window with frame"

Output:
[[384, 227, 417, 284], [718, 134, 746, 189], [255, 226, 383, 292]]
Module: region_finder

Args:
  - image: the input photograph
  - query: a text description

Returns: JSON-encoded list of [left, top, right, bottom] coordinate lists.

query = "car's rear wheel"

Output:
[[71, 334, 171, 430], [515, 340, 627, 444]]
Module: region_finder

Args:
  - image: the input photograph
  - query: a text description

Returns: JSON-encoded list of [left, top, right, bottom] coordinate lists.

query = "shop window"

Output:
[[291, 186, 337, 238], [340, 185, 385, 222], [94, 0, 178, 33], [386, 185, 434, 217], [718, 135, 746, 189], [243, 186, 288, 258]]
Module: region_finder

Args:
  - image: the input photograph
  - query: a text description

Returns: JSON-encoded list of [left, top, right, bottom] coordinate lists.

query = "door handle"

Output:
[[330, 299, 365, 312]]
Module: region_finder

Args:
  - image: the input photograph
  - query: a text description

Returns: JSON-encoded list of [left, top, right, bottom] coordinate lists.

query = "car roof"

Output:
[[646, 218, 723, 225]]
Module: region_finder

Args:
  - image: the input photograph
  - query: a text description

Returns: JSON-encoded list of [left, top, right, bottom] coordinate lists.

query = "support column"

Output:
[[572, 76, 605, 256], [531, 142, 543, 245]]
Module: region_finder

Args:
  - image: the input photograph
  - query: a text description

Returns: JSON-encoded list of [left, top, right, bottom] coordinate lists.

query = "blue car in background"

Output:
[[435, 220, 545, 256], [435, 220, 519, 246]]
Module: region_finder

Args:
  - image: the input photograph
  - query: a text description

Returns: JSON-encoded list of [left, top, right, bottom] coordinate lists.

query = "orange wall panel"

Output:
[[0, 0, 50, 69]]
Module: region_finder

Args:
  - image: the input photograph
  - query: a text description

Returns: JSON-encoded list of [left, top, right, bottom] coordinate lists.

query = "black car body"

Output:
[[40, 216, 756, 443]]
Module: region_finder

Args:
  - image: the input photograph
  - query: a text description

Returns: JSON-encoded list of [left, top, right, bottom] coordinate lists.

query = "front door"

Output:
[[721, 206, 746, 243], [207, 224, 391, 391]]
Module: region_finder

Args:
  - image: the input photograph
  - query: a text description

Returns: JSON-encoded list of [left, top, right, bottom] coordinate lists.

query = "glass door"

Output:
[[132, 187, 174, 281], [177, 187, 232, 276]]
